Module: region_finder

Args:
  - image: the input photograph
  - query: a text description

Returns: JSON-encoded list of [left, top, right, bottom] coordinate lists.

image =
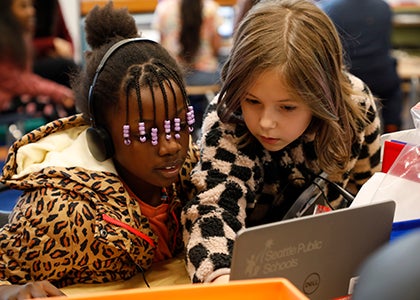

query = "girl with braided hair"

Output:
[[0, 2, 198, 298]]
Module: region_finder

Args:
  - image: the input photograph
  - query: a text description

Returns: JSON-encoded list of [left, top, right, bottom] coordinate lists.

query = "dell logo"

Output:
[[303, 272, 320, 295]]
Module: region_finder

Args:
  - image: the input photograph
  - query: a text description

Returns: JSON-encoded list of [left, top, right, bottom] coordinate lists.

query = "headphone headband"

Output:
[[88, 37, 157, 126]]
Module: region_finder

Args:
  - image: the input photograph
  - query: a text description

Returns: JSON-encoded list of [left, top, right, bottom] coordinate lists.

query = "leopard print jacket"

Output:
[[0, 114, 199, 287], [182, 74, 382, 283]]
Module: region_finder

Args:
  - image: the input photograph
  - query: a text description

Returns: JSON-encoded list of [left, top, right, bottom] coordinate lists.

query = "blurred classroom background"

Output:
[[2, 0, 420, 144], [57, 0, 420, 130], [3, 0, 420, 138]]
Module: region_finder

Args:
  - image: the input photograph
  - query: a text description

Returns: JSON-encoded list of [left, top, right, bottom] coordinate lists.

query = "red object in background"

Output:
[[382, 140, 406, 173], [383, 140, 420, 183], [313, 204, 332, 214]]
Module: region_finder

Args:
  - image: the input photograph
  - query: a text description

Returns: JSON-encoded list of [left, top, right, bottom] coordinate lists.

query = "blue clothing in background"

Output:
[[319, 0, 403, 131]]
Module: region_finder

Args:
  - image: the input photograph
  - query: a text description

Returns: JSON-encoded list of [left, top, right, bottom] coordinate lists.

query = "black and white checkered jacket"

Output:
[[182, 74, 382, 283]]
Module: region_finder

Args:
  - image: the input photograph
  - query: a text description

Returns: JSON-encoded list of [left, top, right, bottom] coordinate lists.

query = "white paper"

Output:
[[352, 172, 420, 222]]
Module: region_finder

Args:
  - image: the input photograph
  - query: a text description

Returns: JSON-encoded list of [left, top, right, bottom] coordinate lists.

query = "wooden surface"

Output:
[[80, 0, 237, 15], [393, 13, 420, 27], [396, 53, 420, 80], [61, 256, 190, 296], [186, 84, 221, 96], [392, 4, 420, 13], [395, 52, 420, 123], [80, 1, 417, 15]]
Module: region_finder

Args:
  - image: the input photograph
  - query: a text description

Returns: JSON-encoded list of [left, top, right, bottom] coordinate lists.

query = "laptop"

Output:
[[230, 201, 396, 300]]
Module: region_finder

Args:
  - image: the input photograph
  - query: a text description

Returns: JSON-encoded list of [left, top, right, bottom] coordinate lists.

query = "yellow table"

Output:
[[61, 256, 190, 296]]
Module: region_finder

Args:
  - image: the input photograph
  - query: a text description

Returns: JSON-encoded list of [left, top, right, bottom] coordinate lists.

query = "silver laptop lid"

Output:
[[230, 201, 396, 300]]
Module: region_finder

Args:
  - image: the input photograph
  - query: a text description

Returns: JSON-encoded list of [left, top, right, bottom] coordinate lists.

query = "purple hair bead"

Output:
[[123, 124, 131, 145], [174, 117, 181, 139], [164, 119, 171, 140], [151, 127, 158, 146], [187, 106, 195, 132], [138, 122, 146, 143]]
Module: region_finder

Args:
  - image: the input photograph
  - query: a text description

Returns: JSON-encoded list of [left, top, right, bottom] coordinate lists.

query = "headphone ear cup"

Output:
[[86, 126, 115, 162]]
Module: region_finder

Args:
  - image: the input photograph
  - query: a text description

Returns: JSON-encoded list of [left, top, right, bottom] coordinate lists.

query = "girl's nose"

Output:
[[259, 109, 277, 129], [157, 134, 182, 156]]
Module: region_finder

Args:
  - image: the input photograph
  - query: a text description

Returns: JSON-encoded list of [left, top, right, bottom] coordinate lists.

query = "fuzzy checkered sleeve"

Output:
[[181, 100, 262, 283]]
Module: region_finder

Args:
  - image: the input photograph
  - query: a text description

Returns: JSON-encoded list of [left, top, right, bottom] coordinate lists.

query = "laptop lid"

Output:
[[230, 201, 396, 300]]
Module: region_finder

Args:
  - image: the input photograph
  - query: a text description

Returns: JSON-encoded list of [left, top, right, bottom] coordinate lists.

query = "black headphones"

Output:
[[282, 172, 355, 220], [86, 37, 157, 162]]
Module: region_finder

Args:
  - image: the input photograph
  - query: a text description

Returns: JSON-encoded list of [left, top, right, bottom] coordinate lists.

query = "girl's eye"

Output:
[[244, 98, 260, 105], [280, 105, 297, 111]]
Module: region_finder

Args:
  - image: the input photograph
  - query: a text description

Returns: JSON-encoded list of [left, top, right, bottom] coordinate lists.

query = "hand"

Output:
[[61, 97, 75, 109], [52, 38, 73, 59], [0, 281, 66, 300], [211, 274, 230, 284]]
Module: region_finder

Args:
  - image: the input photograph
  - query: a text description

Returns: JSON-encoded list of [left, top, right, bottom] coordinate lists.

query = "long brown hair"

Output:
[[0, 0, 28, 69], [218, 0, 369, 173], [180, 0, 203, 64]]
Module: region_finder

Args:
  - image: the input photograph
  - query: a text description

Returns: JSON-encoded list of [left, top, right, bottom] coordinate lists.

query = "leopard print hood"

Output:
[[2, 114, 115, 181]]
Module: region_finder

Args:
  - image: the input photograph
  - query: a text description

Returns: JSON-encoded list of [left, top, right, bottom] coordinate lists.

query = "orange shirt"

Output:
[[123, 183, 174, 262], [138, 199, 173, 262]]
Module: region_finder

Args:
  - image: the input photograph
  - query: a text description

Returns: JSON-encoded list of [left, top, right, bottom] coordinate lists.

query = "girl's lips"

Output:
[[156, 161, 183, 179], [157, 165, 181, 179], [260, 136, 279, 145]]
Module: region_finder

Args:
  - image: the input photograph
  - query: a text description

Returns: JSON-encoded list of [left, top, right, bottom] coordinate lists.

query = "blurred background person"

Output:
[[319, 0, 404, 133], [0, 0, 75, 124], [32, 0, 79, 89], [233, 0, 260, 30], [153, 0, 222, 86], [153, 0, 223, 139]]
